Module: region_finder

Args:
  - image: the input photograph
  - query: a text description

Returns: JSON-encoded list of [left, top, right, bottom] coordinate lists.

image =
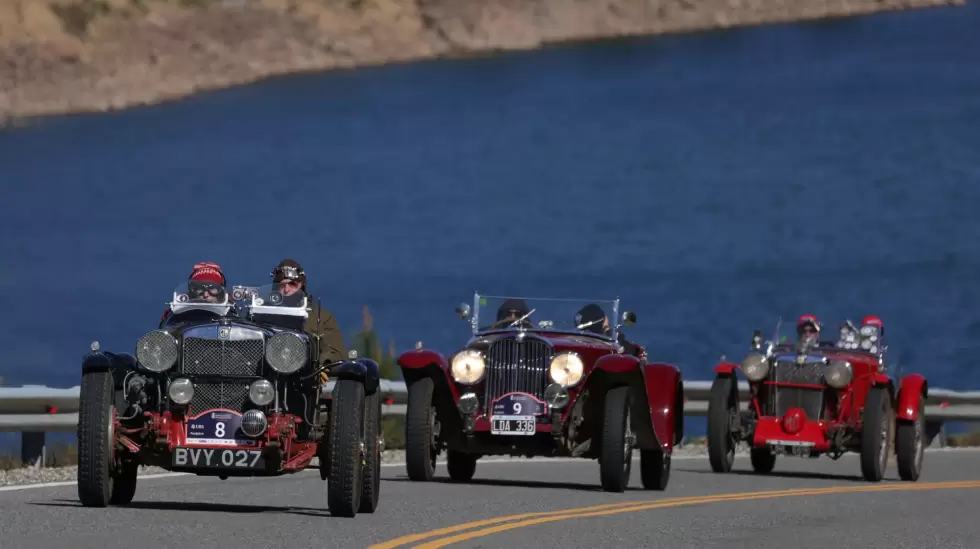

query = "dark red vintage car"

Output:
[[707, 315, 928, 482], [397, 293, 684, 493]]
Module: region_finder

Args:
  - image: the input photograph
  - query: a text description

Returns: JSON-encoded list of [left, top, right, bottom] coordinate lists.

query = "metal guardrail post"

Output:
[[21, 432, 45, 468]]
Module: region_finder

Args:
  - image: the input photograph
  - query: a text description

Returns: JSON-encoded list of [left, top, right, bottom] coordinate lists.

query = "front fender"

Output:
[[897, 373, 928, 421], [397, 349, 459, 402], [641, 362, 684, 452], [869, 372, 896, 400], [714, 362, 739, 376], [82, 351, 138, 389], [592, 354, 642, 376], [330, 358, 380, 395]]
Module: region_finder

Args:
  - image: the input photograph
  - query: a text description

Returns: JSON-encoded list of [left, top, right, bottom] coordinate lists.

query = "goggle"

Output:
[[188, 282, 224, 298], [272, 265, 304, 282]]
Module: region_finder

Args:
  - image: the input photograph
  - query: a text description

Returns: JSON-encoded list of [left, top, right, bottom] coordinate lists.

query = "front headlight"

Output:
[[451, 350, 485, 384], [136, 330, 179, 372], [550, 352, 584, 388], [741, 352, 769, 382], [266, 332, 307, 374], [825, 360, 853, 389]]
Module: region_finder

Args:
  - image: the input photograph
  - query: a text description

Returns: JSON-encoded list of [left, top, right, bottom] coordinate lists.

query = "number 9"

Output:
[[513, 402, 522, 415]]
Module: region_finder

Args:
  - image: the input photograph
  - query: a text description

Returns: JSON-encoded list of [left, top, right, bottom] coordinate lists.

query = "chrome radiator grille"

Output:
[[483, 337, 552, 405], [181, 337, 264, 377], [772, 359, 825, 385], [772, 386, 825, 420], [188, 381, 250, 415]]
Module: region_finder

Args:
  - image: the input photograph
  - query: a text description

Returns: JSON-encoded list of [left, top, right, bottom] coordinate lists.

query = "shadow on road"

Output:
[[385, 475, 643, 492], [675, 467, 871, 483], [29, 499, 331, 517]]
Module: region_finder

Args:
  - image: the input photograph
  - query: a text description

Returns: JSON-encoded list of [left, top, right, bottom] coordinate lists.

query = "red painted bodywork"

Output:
[[719, 343, 928, 452], [399, 331, 683, 456], [115, 407, 318, 473], [897, 373, 928, 421]]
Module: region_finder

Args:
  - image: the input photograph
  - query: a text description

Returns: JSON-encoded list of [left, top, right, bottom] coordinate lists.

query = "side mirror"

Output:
[[621, 311, 637, 326], [751, 330, 762, 350], [455, 303, 471, 320]]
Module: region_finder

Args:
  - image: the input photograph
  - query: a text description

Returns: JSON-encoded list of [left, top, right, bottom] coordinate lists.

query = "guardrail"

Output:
[[1, 379, 974, 467]]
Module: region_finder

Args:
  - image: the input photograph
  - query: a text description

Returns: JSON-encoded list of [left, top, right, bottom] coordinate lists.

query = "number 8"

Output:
[[513, 402, 522, 415], [215, 422, 226, 438]]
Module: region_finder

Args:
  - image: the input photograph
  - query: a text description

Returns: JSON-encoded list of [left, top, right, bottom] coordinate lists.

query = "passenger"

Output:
[[575, 303, 642, 356]]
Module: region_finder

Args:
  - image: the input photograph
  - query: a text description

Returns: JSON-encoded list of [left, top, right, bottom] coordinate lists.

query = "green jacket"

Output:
[[304, 295, 347, 367]]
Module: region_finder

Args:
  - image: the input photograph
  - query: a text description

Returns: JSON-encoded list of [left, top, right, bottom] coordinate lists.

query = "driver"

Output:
[[797, 314, 821, 346], [492, 298, 533, 329], [270, 258, 347, 385], [160, 261, 227, 326], [575, 303, 641, 356]]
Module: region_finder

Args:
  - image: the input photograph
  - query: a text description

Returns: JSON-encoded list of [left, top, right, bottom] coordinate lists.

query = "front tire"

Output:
[[640, 449, 670, 490], [750, 446, 776, 474], [109, 460, 139, 505], [599, 385, 633, 493], [895, 398, 925, 481], [327, 379, 365, 517], [358, 388, 382, 513], [707, 376, 738, 473], [446, 450, 477, 482], [860, 386, 894, 482], [405, 377, 437, 481], [77, 370, 116, 507]]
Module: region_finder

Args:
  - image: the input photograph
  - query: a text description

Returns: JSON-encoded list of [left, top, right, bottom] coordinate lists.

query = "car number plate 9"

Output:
[[172, 447, 264, 470], [490, 415, 536, 436]]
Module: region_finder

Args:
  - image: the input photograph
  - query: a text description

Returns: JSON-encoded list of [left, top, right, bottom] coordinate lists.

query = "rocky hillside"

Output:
[[0, 0, 964, 120]]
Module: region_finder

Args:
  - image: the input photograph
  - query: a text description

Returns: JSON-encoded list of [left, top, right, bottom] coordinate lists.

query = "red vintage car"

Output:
[[706, 315, 927, 482], [397, 293, 684, 493], [75, 282, 383, 517]]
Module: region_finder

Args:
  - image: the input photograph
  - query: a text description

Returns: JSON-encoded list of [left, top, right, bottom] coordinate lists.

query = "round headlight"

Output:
[[136, 330, 178, 372], [249, 379, 275, 405], [266, 332, 307, 374], [451, 350, 485, 384], [550, 352, 584, 388], [825, 360, 853, 389], [168, 378, 194, 405], [741, 352, 770, 382]]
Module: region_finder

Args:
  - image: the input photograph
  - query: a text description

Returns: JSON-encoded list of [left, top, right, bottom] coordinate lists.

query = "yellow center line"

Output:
[[369, 481, 980, 549]]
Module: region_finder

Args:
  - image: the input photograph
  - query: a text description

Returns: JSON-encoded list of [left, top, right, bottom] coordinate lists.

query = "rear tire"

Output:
[[405, 377, 437, 481], [358, 388, 382, 513], [446, 450, 477, 482], [640, 449, 670, 490], [77, 370, 116, 507], [860, 386, 893, 482], [707, 376, 738, 473], [750, 446, 776, 474], [896, 398, 925, 481], [599, 385, 633, 493], [327, 379, 365, 517]]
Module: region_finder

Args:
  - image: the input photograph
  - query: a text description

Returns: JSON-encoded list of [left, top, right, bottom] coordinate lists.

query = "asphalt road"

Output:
[[2, 448, 980, 549]]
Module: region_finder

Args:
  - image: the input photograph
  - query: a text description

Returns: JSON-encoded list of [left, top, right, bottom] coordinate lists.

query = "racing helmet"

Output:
[[496, 298, 529, 322], [862, 315, 884, 336], [797, 314, 820, 342], [272, 258, 307, 291], [575, 303, 607, 334]]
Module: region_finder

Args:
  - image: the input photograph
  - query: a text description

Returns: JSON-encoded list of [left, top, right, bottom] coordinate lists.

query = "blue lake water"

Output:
[[1, 3, 978, 443]]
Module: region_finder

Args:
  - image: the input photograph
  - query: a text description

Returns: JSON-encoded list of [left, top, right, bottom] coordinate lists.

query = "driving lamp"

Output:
[[168, 378, 194, 405], [249, 379, 275, 406], [136, 330, 179, 372], [825, 360, 853, 389], [266, 332, 307, 374], [741, 352, 769, 382], [549, 352, 584, 388], [451, 350, 486, 384]]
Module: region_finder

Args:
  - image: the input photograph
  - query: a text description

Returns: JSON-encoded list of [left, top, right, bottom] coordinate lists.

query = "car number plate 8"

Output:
[[172, 447, 264, 469], [490, 415, 536, 436]]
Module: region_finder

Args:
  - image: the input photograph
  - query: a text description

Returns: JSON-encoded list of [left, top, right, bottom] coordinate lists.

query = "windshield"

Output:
[[760, 317, 879, 354], [169, 281, 233, 316], [248, 283, 308, 318], [465, 293, 621, 340]]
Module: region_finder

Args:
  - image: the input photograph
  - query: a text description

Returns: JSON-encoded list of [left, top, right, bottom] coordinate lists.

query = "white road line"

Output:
[[1, 446, 976, 493]]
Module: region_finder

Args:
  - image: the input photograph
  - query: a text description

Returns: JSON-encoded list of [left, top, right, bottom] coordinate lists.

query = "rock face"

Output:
[[0, 0, 965, 119]]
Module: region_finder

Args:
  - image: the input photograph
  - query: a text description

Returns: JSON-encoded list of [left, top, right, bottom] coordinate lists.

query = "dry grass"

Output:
[[0, 442, 78, 471]]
